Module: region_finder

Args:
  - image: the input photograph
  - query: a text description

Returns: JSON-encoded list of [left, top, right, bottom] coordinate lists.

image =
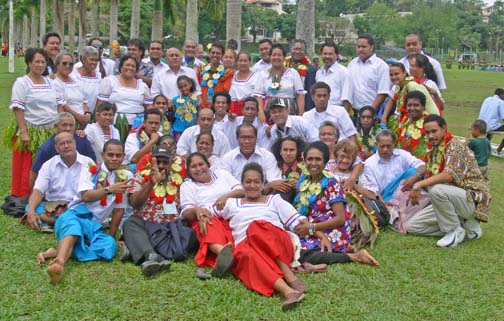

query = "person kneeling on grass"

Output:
[[36, 139, 132, 284]]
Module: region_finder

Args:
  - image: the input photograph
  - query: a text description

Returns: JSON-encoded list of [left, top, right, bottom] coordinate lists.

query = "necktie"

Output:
[[99, 59, 106, 78]]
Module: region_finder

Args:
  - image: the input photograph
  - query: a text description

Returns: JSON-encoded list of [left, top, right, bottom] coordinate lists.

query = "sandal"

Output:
[[292, 262, 328, 273], [282, 292, 305, 311], [287, 279, 307, 293]]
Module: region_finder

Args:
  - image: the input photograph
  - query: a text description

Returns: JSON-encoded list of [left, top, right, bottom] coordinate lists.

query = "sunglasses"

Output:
[[61, 61, 74, 67], [92, 44, 104, 49]]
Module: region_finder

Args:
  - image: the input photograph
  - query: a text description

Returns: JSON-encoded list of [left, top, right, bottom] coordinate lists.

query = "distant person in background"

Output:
[[478, 88, 504, 153], [183, 39, 205, 70], [41, 32, 62, 76], [399, 33, 446, 91], [143, 41, 167, 76], [285, 39, 317, 111], [251, 39, 272, 73], [71, 46, 102, 112], [74, 38, 115, 78]]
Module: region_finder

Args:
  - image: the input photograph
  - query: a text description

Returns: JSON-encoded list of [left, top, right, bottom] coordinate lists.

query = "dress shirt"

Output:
[[478, 95, 504, 131], [220, 146, 282, 182], [151, 66, 201, 99], [250, 59, 272, 73], [176, 125, 231, 157], [222, 116, 269, 149], [302, 106, 357, 140], [268, 115, 318, 148], [359, 149, 424, 194], [316, 62, 353, 106], [347, 54, 391, 110]]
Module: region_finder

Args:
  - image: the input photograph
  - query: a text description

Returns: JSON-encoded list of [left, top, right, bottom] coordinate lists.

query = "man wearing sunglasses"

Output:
[[74, 38, 115, 78]]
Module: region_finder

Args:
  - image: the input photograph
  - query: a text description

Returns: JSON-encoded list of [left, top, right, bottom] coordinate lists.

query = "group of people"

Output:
[[4, 30, 492, 311]]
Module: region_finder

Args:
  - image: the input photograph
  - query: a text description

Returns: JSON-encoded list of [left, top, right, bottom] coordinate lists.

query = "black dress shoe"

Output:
[[140, 253, 171, 276]]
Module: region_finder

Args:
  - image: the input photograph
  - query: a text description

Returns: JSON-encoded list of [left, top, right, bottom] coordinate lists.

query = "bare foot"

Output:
[[350, 249, 380, 267], [36, 248, 57, 265], [47, 258, 65, 284]]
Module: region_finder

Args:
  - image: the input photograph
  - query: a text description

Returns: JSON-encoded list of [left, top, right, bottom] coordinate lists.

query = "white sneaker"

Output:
[[436, 227, 466, 247], [464, 219, 483, 240]]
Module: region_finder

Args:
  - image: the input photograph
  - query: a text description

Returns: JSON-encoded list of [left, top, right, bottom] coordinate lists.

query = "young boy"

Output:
[[466, 119, 492, 179]]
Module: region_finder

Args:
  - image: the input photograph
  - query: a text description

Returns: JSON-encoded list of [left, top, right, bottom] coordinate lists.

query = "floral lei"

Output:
[[397, 113, 428, 161], [89, 162, 129, 206], [173, 95, 198, 123], [393, 76, 422, 123], [280, 161, 305, 183], [285, 56, 311, 77], [268, 70, 283, 94], [357, 125, 379, 154], [135, 125, 149, 145], [201, 64, 225, 96], [293, 168, 333, 216], [425, 132, 454, 178], [136, 154, 187, 204]]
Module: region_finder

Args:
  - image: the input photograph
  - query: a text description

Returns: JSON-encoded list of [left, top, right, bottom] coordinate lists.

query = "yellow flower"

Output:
[[190, 95, 197, 100], [184, 114, 193, 122], [410, 127, 422, 140], [212, 73, 220, 80], [217, 65, 224, 72], [116, 170, 127, 181], [140, 169, 151, 176], [98, 171, 107, 182], [299, 179, 310, 192], [172, 173, 183, 185], [430, 164, 440, 174], [298, 65, 307, 71], [154, 184, 167, 197], [166, 184, 178, 195], [308, 182, 322, 195], [176, 107, 184, 115], [176, 98, 185, 104], [287, 172, 300, 182], [207, 81, 214, 88], [173, 156, 182, 165], [171, 163, 182, 172], [202, 73, 210, 81]]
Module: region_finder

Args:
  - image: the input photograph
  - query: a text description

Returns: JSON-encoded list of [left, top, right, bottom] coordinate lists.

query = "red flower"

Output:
[[115, 193, 123, 204], [179, 167, 187, 177], [300, 56, 310, 64], [89, 165, 98, 174], [100, 196, 107, 206], [144, 175, 150, 182], [166, 194, 176, 203], [299, 69, 307, 76], [154, 197, 164, 204]]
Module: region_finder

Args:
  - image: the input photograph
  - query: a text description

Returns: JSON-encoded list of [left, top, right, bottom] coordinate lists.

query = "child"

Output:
[[172, 75, 198, 142], [466, 119, 491, 179]]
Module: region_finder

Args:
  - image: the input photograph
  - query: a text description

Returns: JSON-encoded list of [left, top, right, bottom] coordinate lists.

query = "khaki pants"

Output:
[[410, 184, 475, 235]]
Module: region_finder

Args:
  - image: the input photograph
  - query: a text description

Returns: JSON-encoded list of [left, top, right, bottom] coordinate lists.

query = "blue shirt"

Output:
[[478, 95, 504, 131], [31, 133, 97, 173]]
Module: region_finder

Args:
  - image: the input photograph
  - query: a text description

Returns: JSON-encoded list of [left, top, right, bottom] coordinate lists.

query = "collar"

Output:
[[282, 161, 298, 172], [359, 53, 377, 64], [377, 149, 400, 163]]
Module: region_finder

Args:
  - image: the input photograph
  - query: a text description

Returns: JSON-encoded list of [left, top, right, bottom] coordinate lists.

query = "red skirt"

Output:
[[229, 101, 244, 116], [232, 220, 294, 297], [11, 137, 32, 197], [192, 217, 234, 268]]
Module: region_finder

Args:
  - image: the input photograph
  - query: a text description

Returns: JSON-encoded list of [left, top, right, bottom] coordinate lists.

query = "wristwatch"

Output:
[[105, 187, 112, 195], [412, 184, 421, 191]]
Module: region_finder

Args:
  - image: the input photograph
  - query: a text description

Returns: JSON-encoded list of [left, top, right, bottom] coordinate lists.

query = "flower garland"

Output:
[[280, 161, 305, 183], [133, 125, 149, 146], [201, 64, 225, 96], [268, 72, 282, 94], [173, 95, 198, 123], [357, 125, 379, 155], [397, 113, 429, 161], [293, 168, 333, 216], [137, 154, 187, 204], [89, 162, 129, 206], [425, 132, 454, 178], [285, 56, 311, 77]]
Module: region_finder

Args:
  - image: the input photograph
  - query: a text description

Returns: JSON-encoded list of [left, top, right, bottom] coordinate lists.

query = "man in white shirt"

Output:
[[151, 47, 201, 104], [143, 41, 168, 76], [303, 82, 357, 143], [25, 132, 95, 231], [223, 97, 269, 149], [399, 33, 447, 90], [124, 109, 162, 164], [250, 39, 272, 73], [38, 139, 132, 284], [267, 99, 318, 148], [315, 41, 353, 112], [347, 34, 391, 112], [182, 39, 205, 70], [221, 123, 290, 194], [177, 108, 231, 157]]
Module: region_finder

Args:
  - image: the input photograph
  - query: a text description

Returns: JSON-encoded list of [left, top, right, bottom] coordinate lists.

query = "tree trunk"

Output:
[[39, 0, 46, 43], [109, 0, 118, 46], [53, 0, 65, 40], [151, 0, 163, 41], [31, 6, 38, 47], [91, 0, 99, 37], [130, 0, 141, 39], [69, 0, 76, 55], [185, 0, 198, 43], [22, 14, 30, 50], [226, 0, 242, 50], [79, 0, 88, 50], [296, 0, 315, 58]]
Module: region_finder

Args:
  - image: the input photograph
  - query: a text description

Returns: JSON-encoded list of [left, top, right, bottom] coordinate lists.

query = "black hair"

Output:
[[405, 90, 427, 107], [213, 91, 231, 105], [357, 106, 378, 129], [118, 54, 139, 73], [186, 152, 211, 180], [95, 101, 117, 114], [24, 48, 48, 66], [310, 82, 331, 96], [241, 162, 264, 183], [320, 41, 339, 54], [236, 123, 257, 139], [390, 62, 407, 73], [424, 114, 447, 128], [177, 75, 196, 93], [304, 141, 330, 164], [243, 96, 259, 110], [270, 44, 286, 57], [87, 37, 104, 46], [209, 42, 225, 55], [258, 39, 273, 46], [153, 94, 169, 105], [127, 38, 146, 56], [472, 120, 487, 134], [103, 138, 124, 153], [149, 40, 163, 49], [144, 108, 162, 121], [42, 32, 61, 46], [358, 34, 375, 48], [494, 88, 504, 96], [196, 132, 214, 145], [272, 135, 306, 163], [412, 53, 438, 85]]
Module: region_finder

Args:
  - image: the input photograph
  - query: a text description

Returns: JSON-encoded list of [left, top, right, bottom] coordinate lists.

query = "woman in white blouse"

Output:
[[54, 52, 90, 129], [97, 54, 152, 132], [71, 46, 102, 113], [254, 44, 306, 122], [229, 52, 257, 116], [84, 102, 120, 164]]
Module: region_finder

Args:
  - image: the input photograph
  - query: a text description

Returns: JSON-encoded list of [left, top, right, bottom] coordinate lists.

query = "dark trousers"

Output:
[[299, 248, 351, 265], [123, 215, 155, 264]]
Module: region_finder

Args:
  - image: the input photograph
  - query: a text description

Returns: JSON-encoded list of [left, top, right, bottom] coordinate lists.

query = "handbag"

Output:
[[145, 218, 199, 261], [362, 196, 390, 228]]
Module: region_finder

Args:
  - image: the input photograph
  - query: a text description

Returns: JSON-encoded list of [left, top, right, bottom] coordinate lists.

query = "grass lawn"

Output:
[[1, 59, 503, 321]]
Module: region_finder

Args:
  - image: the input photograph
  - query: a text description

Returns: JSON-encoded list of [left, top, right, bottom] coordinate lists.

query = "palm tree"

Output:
[[53, 0, 64, 40], [185, 0, 225, 45], [130, 0, 140, 38], [30, 3, 38, 47], [68, 0, 76, 54], [296, 0, 315, 58], [226, 0, 242, 50], [39, 0, 46, 41], [109, 0, 118, 46], [79, 0, 88, 48], [90, 0, 100, 37]]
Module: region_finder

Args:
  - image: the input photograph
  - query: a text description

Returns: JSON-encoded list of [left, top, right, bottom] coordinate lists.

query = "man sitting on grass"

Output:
[[408, 115, 491, 247], [36, 139, 132, 284]]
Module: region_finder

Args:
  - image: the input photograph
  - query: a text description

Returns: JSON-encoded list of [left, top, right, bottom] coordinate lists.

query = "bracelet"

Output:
[[308, 223, 314, 236]]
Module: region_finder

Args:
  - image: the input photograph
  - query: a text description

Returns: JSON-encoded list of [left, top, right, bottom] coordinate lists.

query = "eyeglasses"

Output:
[[61, 62, 74, 67], [92, 44, 103, 49]]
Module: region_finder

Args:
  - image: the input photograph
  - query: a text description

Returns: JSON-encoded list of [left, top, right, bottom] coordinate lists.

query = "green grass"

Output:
[[1, 59, 504, 320]]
